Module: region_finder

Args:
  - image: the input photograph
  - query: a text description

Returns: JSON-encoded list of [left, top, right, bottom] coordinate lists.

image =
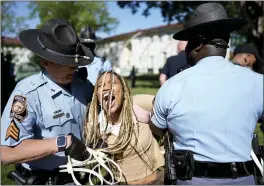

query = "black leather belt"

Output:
[[193, 161, 254, 179]]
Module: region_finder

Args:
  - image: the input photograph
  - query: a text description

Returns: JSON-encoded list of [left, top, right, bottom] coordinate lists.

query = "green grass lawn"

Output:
[[1, 79, 263, 185]]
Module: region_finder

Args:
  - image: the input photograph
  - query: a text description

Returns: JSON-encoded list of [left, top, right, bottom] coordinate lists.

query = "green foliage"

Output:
[[27, 1, 119, 34], [15, 54, 43, 82], [1, 164, 15, 185], [1, 2, 29, 36], [117, 1, 202, 23]]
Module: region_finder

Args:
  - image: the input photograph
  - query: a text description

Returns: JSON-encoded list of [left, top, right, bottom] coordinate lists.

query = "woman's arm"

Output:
[[132, 102, 151, 123]]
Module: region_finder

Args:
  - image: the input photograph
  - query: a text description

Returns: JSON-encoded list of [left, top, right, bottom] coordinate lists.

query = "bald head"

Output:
[[232, 53, 256, 69], [177, 41, 188, 53]]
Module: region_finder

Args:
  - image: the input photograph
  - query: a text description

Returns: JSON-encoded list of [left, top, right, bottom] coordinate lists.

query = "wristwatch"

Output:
[[56, 135, 67, 152]]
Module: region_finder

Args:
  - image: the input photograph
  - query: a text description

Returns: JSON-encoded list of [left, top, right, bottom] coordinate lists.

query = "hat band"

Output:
[[81, 38, 95, 43], [37, 36, 90, 63], [199, 34, 229, 49]]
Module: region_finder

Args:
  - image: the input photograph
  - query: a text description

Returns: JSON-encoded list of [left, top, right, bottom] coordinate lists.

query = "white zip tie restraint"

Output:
[[59, 147, 122, 185], [250, 149, 264, 177]]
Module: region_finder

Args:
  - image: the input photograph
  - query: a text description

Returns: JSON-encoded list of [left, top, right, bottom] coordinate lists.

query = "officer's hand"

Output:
[[65, 133, 90, 161]]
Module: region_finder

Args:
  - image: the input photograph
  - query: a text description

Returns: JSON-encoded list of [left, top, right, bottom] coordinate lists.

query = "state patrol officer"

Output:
[[149, 3, 264, 185], [0, 19, 95, 184], [232, 44, 264, 133], [232, 43, 264, 74], [79, 26, 112, 85]]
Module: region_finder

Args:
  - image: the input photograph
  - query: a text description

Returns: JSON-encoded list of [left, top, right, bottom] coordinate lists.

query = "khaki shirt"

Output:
[[106, 121, 164, 182]]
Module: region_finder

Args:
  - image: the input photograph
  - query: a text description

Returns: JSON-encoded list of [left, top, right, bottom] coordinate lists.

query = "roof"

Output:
[[1, 37, 22, 46], [1, 22, 184, 46], [97, 22, 183, 44]]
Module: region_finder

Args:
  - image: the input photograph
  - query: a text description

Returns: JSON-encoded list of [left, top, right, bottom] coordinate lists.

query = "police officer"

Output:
[[232, 43, 264, 74], [79, 26, 112, 85], [149, 3, 263, 185], [0, 19, 95, 184], [232, 44, 264, 133], [1, 19, 152, 185]]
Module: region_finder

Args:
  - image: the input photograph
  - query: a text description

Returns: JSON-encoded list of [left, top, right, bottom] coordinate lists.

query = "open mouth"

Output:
[[103, 92, 115, 108]]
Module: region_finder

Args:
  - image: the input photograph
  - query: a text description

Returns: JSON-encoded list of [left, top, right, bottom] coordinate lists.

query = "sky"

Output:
[[12, 1, 178, 38]]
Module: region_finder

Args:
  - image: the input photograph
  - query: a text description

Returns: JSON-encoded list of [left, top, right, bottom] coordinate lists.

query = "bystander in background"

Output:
[[159, 41, 188, 86], [232, 43, 264, 74]]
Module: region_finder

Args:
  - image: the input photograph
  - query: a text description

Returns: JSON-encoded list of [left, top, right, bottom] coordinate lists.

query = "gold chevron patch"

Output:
[[5, 119, 20, 142]]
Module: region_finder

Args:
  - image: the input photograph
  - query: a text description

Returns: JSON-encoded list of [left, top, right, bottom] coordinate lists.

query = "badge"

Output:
[[5, 119, 20, 142], [10, 95, 28, 123]]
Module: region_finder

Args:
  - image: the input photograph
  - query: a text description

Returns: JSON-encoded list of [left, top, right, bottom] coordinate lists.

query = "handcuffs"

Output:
[[59, 147, 122, 185]]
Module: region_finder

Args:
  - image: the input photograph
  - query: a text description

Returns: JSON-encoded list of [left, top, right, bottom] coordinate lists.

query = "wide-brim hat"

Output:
[[173, 3, 248, 40], [19, 19, 94, 66], [79, 26, 98, 44]]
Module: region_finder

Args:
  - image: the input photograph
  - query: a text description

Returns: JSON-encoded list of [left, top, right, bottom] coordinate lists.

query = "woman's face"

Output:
[[97, 73, 124, 115]]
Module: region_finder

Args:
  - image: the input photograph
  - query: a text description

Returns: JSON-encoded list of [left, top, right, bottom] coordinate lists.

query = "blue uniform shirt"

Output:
[[151, 56, 264, 162], [85, 56, 112, 85], [1, 71, 93, 170]]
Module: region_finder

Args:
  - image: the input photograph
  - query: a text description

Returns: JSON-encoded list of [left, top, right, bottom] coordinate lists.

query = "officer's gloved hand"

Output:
[[65, 133, 90, 161]]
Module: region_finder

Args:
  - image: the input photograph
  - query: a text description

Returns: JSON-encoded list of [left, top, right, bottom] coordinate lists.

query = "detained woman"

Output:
[[83, 71, 164, 185]]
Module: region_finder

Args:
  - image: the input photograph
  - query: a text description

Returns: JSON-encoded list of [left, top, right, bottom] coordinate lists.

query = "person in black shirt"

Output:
[[159, 41, 188, 86]]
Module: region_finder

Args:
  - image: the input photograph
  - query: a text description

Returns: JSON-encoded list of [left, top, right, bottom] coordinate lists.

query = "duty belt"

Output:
[[193, 160, 254, 179], [10, 164, 76, 185]]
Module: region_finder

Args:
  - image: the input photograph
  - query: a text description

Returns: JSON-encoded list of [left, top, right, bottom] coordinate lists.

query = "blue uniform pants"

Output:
[[177, 175, 255, 185]]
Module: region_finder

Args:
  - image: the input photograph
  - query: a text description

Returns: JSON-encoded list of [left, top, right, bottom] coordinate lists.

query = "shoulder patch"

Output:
[[10, 95, 28, 122], [5, 119, 20, 142]]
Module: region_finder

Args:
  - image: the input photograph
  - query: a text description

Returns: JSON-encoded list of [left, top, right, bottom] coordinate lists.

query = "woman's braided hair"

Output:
[[83, 71, 154, 172]]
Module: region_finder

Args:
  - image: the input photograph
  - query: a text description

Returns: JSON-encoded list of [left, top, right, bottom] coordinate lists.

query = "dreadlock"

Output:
[[83, 71, 155, 174]]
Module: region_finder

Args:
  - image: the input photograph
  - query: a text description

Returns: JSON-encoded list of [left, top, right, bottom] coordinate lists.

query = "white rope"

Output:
[[59, 147, 122, 185], [250, 149, 264, 176]]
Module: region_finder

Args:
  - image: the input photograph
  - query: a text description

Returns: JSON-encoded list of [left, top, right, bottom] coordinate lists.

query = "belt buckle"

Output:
[[230, 162, 238, 179]]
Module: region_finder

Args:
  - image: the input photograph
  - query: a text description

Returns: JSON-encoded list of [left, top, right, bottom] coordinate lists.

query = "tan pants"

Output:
[[145, 167, 165, 185], [119, 168, 165, 185]]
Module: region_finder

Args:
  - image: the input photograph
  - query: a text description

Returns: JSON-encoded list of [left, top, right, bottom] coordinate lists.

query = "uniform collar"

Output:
[[87, 56, 101, 67], [42, 71, 72, 97], [195, 56, 225, 67]]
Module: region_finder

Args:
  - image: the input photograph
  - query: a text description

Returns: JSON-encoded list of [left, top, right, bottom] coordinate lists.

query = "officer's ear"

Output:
[[40, 58, 49, 68], [194, 43, 204, 52]]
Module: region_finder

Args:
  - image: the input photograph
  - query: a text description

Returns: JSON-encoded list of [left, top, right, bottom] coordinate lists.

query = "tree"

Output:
[[28, 1, 119, 34], [1, 1, 29, 37], [117, 1, 264, 58], [15, 54, 43, 82]]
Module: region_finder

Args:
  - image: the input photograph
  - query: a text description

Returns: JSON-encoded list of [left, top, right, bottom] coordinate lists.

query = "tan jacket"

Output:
[[106, 121, 164, 183], [133, 94, 155, 111]]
